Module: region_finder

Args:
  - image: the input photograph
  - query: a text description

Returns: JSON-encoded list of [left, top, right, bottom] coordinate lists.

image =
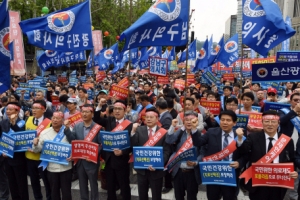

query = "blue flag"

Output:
[[188, 40, 197, 60], [250, 49, 256, 58], [242, 0, 295, 57], [215, 33, 239, 67], [0, 0, 10, 94], [281, 16, 291, 52], [38, 50, 86, 71], [130, 48, 139, 64], [194, 39, 209, 71], [168, 47, 175, 61], [120, 0, 189, 50], [208, 35, 224, 66], [207, 35, 213, 59], [162, 49, 168, 59], [19, 1, 93, 52], [148, 46, 162, 57], [98, 43, 119, 71], [139, 47, 149, 69]]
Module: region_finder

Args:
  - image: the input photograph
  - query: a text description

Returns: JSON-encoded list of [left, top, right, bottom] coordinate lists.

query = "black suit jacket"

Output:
[[0, 118, 26, 166], [238, 131, 294, 193], [169, 108, 178, 119], [191, 127, 245, 166], [97, 116, 133, 170], [159, 111, 172, 130], [131, 126, 172, 180], [278, 108, 297, 137]]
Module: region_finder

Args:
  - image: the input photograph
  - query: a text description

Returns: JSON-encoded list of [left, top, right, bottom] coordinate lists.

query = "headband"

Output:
[[53, 112, 64, 118], [262, 115, 280, 121], [114, 102, 126, 109], [32, 103, 45, 110], [145, 111, 158, 117], [81, 107, 94, 112], [7, 104, 20, 111], [184, 115, 197, 120]]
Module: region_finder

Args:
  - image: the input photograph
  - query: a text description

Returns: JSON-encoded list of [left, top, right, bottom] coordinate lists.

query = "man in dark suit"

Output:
[[64, 104, 101, 200], [96, 100, 132, 200], [191, 110, 245, 200], [238, 110, 298, 200], [131, 107, 172, 200], [165, 97, 178, 119], [0, 102, 29, 200], [165, 111, 202, 200], [155, 98, 173, 193]]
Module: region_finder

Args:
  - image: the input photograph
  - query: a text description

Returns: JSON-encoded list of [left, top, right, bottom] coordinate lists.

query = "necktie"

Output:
[[267, 137, 274, 152], [116, 121, 119, 126], [35, 119, 39, 126], [223, 134, 229, 161], [268, 137, 274, 163], [149, 128, 153, 136]]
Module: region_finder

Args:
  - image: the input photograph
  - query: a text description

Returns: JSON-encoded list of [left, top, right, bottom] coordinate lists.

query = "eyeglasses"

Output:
[[292, 99, 300, 102]]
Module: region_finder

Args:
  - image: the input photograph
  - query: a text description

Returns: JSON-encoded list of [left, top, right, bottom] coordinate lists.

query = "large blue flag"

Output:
[[98, 43, 119, 71], [242, 0, 295, 57], [0, 0, 10, 93], [215, 33, 239, 67], [19, 1, 93, 52], [208, 35, 224, 66], [120, 0, 189, 50], [38, 50, 86, 71], [281, 16, 291, 51], [194, 39, 209, 71]]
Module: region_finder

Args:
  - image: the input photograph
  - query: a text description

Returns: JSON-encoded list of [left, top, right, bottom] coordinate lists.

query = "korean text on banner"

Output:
[[0, 133, 15, 158], [200, 101, 221, 115], [11, 130, 37, 152], [149, 57, 168, 77], [109, 85, 128, 100], [71, 141, 99, 164], [100, 131, 130, 152], [40, 141, 71, 165], [174, 79, 185, 91], [133, 146, 164, 170]]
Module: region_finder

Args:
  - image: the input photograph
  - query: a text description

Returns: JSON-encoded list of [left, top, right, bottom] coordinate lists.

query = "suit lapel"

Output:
[[79, 123, 84, 140], [258, 132, 266, 156]]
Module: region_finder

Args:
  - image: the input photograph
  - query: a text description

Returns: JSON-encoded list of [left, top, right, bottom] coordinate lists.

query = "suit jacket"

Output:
[[169, 108, 178, 119], [64, 121, 101, 170], [165, 129, 202, 184], [238, 131, 294, 193], [159, 111, 172, 130], [0, 118, 26, 166], [131, 126, 172, 180], [278, 108, 297, 137], [97, 116, 133, 170]]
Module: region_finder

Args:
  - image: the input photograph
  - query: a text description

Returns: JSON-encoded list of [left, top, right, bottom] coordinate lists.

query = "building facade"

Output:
[[225, 15, 237, 41]]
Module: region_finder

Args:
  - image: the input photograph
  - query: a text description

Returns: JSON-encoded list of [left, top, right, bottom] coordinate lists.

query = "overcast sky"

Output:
[[190, 0, 238, 42]]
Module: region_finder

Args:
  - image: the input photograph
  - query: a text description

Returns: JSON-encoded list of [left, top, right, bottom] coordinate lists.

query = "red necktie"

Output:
[[149, 128, 152, 136], [116, 121, 119, 126]]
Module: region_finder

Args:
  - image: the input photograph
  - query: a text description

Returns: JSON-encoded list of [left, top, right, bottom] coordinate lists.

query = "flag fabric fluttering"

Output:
[[215, 33, 239, 67], [208, 35, 224, 66], [38, 50, 86, 71], [242, 0, 295, 56], [168, 47, 176, 61], [193, 38, 209, 72], [0, 0, 11, 93], [207, 35, 213, 59], [9, 41, 14, 61], [139, 47, 149, 69], [97, 43, 119, 71], [147, 46, 162, 57], [120, 0, 189, 50], [19, 0, 93, 52], [177, 40, 196, 63]]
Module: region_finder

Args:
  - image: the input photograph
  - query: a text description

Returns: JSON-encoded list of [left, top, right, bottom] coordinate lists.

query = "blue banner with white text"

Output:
[[0, 133, 15, 158], [40, 140, 71, 165], [11, 131, 37, 152], [100, 131, 130, 152], [133, 146, 164, 170]]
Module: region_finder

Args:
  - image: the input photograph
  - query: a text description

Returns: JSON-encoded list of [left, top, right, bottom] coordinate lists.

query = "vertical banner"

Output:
[[92, 30, 103, 55], [9, 11, 26, 76]]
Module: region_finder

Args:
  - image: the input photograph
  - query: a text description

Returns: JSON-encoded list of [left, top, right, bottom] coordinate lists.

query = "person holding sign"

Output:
[[32, 112, 72, 200], [64, 104, 101, 200], [0, 102, 29, 200], [191, 110, 245, 200], [25, 100, 52, 200], [238, 110, 298, 200], [165, 111, 202, 200], [131, 108, 172, 200], [96, 100, 133, 200]]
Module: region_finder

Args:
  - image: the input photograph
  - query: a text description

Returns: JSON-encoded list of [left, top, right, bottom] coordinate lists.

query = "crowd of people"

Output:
[[1, 70, 300, 200]]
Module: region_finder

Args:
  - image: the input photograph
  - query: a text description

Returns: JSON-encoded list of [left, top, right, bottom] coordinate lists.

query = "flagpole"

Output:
[[184, 5, 194, 115], [127, 0, 133, 106], [238, 34, 244, 114]]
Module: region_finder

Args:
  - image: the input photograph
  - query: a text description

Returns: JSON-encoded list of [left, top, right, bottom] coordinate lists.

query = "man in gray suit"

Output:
[[131, 107, 172, 200], [64, 104, 101, 200], [165, 111, 202, 200]]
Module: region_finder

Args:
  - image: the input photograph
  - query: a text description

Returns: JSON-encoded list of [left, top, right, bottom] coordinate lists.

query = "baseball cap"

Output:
[[67, 98, 77, 104], [99, 90, 108, 95], [267, 87, 277, 94]]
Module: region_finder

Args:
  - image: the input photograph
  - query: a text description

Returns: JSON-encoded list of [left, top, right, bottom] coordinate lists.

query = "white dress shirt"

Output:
[[265, 132, 279, 163], [35, 116, 44, 126], [116, 118, 124, 124], [222, 130, 234, 161], [147, 125, 157, 137]]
